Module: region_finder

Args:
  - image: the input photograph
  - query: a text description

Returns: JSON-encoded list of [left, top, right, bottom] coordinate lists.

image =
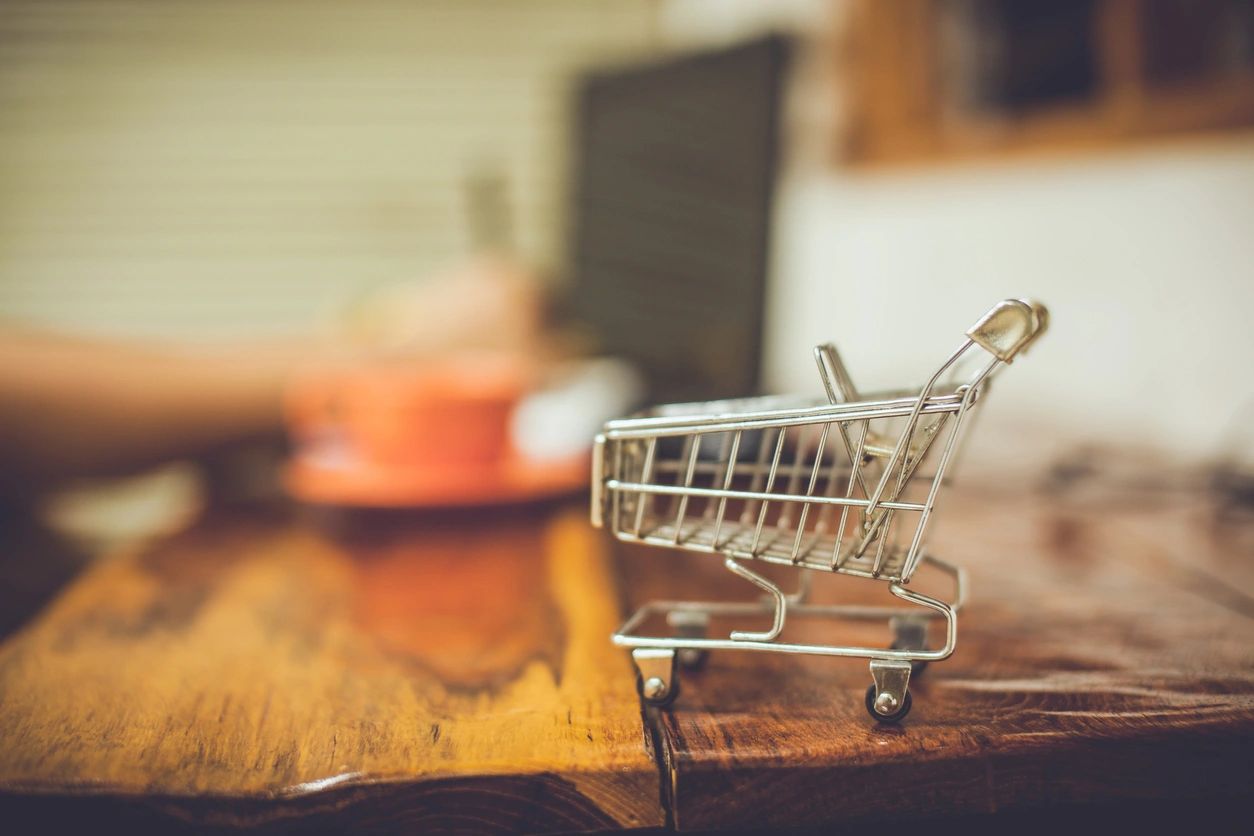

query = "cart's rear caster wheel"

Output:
[[636, 673, 680, 707], [865, 684, 912, 723], [677, 648, 709, 671], [667, 611, 710, 671], [890, 617, 930, 675], [889, 642, 929, 675]]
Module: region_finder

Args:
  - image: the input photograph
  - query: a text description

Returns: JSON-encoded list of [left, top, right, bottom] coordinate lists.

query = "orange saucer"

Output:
[[284, 443, 589, 508]]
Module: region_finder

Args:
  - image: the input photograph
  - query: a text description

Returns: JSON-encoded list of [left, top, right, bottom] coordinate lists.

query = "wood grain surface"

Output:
[[0, 502, 664, 833], [2, 486, 1251, 832], [615, 489, 1254, 830]]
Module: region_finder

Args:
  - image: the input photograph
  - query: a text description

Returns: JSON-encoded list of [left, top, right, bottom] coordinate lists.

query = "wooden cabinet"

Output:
[[839, 0, 1254, 165]]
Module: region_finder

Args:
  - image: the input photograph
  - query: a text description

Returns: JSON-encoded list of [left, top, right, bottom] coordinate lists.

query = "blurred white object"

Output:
[[41, 463, 204, 553], [511, 358, 644, 461]]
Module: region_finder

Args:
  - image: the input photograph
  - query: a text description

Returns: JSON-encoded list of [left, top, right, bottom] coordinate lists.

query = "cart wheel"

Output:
[[636, 673, 680, 708], [889, 617, 930, 676], [864, 684, 912, 723], [677, 648, 709, 671], [667, 611, 710, 672], [889, 642, 928, 675]]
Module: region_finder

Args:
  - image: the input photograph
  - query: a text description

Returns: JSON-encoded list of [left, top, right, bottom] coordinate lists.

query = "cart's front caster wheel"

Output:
[[867, 658, 913, 723], [632, 648, 679, 708], [636, 673, 680, 707], [865, 684, 912, 723]]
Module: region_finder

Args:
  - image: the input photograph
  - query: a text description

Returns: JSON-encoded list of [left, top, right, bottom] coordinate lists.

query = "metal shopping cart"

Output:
[[591, 299, 1048, 722]]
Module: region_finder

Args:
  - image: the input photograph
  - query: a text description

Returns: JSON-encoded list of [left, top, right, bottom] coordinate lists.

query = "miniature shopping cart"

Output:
[[591, 299, 1048, 722]]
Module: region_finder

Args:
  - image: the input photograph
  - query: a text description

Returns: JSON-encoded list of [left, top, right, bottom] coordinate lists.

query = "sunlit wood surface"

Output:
[[0, 503, 663, 832]]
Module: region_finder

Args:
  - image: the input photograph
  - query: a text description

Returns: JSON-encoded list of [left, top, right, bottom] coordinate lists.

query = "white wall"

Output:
[[762, 138, 1254, 459], [0, 0, 659, 338], [661, 0, 1254, 462]]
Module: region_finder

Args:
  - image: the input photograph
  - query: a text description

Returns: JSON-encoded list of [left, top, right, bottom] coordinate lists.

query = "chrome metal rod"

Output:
[[608, 480, 927, 512]]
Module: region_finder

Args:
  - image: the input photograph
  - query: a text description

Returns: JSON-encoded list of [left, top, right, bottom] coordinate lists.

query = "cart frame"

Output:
[[591, 300, 1048, 721]]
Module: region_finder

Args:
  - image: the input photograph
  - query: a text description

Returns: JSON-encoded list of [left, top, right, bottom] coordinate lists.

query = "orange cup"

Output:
[[286, 354, 531, 471]]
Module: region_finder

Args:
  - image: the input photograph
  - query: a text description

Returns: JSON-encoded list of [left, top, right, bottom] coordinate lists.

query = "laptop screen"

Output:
[[567, 35, 789, 404]]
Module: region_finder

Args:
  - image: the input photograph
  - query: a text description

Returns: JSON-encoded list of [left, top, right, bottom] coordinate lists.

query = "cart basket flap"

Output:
[[966, 299, 1049, 363]]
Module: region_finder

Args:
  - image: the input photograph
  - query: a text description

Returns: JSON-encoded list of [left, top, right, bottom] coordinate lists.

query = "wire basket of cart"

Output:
[[591, 299, 1048, 722]]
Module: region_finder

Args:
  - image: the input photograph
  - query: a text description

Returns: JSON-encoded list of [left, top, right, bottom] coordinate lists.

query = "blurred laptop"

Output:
[[566, 34, 790, 405]]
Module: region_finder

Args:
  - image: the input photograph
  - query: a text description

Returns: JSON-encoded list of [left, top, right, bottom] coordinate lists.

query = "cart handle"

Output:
[[966, 299, 1049, 363], [862, 298, 1049, 561]]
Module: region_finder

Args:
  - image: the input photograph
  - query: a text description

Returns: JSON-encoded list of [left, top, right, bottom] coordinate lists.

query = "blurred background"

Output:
[[2, 0, 1252, 556]]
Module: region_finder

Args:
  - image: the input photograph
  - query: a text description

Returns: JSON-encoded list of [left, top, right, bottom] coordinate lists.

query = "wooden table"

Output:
[[619, 489, 1254, 829], [1, 489, 1251, 832], [0, 504, 663, 832]]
